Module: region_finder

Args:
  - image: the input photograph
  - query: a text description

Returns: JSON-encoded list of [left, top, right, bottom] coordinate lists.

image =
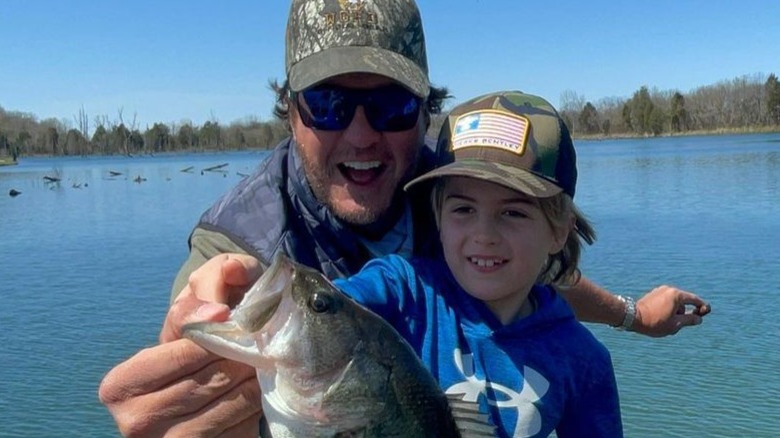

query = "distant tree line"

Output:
[[559, 72, 780, 137], [2, 72, 779, 159], [0, 106, 290, 158]]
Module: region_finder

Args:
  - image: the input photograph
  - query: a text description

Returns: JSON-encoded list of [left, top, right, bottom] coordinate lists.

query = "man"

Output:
[[99, 0, 710, 436]]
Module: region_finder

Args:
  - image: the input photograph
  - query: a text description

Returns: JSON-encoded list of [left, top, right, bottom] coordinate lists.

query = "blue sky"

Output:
[[2, 0, 778, 130]]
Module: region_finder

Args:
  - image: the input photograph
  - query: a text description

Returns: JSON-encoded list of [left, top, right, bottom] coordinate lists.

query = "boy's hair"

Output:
[[430, 179, 596, 287], [536, 193, 595, 287]]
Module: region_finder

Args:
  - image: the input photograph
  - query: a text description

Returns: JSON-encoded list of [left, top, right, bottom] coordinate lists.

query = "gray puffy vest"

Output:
[[197, 137, 445, 280]]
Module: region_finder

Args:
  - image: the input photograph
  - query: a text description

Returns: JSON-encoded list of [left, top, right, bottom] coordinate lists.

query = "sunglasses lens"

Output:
[[365, 87, 421, 132], [297, 88, 354, 130], [297, 85, 421, 132]]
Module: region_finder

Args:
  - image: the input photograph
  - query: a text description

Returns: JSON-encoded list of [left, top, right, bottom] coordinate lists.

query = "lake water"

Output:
[[1, 134, 778, 437]]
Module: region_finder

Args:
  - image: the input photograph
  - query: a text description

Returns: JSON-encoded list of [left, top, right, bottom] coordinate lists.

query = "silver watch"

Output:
[[615, 295, 636, 331]]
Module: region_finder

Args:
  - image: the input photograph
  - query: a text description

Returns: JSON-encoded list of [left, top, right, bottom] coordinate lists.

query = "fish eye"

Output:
[[309, 293, 332, 313]]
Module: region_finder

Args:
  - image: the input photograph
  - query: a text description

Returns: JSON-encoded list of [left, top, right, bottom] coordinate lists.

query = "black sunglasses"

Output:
[[292, 84, 422, 132]]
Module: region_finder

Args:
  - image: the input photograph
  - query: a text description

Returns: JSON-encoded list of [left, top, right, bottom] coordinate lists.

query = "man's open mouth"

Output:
[[339, 161, 385, 184]]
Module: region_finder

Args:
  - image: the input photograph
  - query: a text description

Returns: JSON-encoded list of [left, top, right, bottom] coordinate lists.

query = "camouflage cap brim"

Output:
[[288, 46, 429, 98], [404, 159, 563, 197]]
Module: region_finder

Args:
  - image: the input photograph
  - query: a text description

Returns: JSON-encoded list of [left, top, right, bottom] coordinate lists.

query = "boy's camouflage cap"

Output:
[[405, 91, 578, 198], [286, 0, 429, 98]]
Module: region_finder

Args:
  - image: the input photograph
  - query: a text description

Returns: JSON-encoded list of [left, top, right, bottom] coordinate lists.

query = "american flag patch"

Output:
[[452, 110, 529, 154]]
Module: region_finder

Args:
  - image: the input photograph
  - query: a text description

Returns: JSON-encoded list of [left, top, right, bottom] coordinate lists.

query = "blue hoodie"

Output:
[[335, 254, 623, 438]]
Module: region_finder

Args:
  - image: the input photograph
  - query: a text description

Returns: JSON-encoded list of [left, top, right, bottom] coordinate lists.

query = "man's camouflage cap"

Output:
[[405, 91, 578, 198], [285, 0, 429, 98]]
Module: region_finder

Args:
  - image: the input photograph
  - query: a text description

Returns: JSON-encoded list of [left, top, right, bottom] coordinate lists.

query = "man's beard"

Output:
[[302, 155, 392, 226]]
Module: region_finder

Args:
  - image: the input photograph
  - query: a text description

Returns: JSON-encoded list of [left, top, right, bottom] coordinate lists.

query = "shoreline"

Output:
[[2, 129, 778, 162], [572, 126, 780, 141]]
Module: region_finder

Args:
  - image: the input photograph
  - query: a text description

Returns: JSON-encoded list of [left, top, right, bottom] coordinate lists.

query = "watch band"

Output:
[[615, 295, 636, 331]]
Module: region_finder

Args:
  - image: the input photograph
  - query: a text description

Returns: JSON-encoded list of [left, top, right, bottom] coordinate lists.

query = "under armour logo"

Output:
[[445, 348, 549, 438]]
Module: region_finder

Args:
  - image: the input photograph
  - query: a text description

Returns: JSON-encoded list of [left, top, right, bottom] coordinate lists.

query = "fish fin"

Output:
[[182, 320, 263, 366], [446, 393, 497, 437]]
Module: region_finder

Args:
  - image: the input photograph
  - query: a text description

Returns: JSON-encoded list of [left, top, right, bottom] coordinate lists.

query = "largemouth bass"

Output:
[[183, 254, 492, 437]]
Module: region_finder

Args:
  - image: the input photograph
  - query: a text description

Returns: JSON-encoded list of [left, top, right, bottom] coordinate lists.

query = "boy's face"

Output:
[[290, 73, 425, 225], [439, 177, 567, 324]]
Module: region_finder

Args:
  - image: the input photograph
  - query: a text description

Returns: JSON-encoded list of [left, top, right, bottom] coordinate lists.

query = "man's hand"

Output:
[[633, 285, 712, 337], [99, 254, 264, 437], [98, 340, 261, 437], [559, 277, 711, 338]]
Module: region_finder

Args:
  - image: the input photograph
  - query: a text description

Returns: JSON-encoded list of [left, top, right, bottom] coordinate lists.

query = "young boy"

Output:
[[333, 91, 622, 437]]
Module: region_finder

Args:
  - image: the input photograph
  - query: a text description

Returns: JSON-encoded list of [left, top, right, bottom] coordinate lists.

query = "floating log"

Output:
[[202, 163, 229, 172], [133, 175, 147, 183], [9, 189, 21, 197], [180, 166, 194, 173], [43, 176, 61, 183], [108, 170, 123, 176]]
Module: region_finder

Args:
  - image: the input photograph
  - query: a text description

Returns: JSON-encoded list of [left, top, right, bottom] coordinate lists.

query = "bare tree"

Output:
[[75, 106, 90, 141]]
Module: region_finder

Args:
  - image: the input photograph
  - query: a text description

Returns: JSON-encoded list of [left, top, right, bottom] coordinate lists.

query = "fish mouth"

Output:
[[181, 254, 295, 367], [232, 254, 294, 333]]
